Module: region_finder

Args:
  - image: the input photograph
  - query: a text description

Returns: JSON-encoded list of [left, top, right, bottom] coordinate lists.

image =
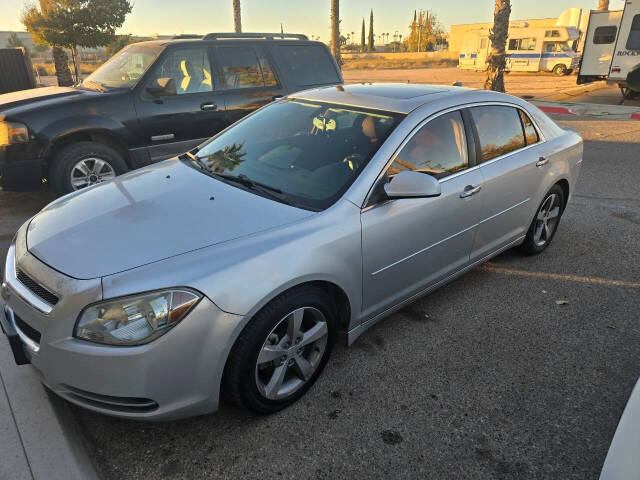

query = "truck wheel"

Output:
[[552, 64, 568, 76], [49, 141, 129, 195], [620, 86, 639, 100]]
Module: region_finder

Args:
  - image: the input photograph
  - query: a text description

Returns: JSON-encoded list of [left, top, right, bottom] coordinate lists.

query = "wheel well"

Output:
[[273, 281, 352, 334], [47, 130, 132, 171], [556, 179, 570, 210]]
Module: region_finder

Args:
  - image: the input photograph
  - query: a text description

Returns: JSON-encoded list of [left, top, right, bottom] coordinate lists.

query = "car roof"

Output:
[[290, 83, 515, 114], [136, 32, 317, 48]]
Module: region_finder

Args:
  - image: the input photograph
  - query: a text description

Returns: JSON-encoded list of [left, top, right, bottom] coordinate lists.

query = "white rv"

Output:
[[459, 25, 581, 75], [578, 2, 640, 98]]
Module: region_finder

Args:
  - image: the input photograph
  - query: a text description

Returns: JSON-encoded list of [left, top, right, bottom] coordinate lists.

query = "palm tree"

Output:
[[233, 0, 241, 33], [598, 0, 609, 10], [330, 0, 342, 67], [484, 0, 511, 92]]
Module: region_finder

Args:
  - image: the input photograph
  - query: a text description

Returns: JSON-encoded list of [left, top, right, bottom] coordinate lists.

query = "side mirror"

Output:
[[146, 77, 177, 97], [384, 170, 441, 199]]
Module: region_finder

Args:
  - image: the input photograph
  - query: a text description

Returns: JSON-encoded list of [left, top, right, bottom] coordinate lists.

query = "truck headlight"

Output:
[[0, 121, 29, 146], [74, 289, 201, 346]]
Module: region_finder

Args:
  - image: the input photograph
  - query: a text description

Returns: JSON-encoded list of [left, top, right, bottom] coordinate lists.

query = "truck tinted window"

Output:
[[471, 106, 526, 162], [627, 15, 640, 50], [217, 46, 277, 89], [594, 26, 617, 45], [277, 45, 339, 87]]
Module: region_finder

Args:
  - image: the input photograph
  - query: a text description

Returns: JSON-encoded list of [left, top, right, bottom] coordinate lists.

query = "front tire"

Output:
[[519, 184, 565, 255], [552, 64, 568, 76], [49, 141, 129, 195], [223, 286, 336, 414]]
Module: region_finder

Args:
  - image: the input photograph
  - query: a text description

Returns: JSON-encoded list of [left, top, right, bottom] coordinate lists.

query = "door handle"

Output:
[[460, 184, 482, 198], [272, 95, 284, 101], [200, 103, 217, 111], [536, 156, 549, 167]]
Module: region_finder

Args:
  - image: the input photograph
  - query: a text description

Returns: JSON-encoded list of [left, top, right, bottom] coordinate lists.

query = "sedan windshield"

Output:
[[190, 99, 404, 210], [81, 43, 163, 90]]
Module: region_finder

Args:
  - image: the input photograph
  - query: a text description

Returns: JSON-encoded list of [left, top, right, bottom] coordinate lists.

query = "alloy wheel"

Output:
[[70, 157, 116, 190], [533, 193, 561, 247], [254, 307, 328, 401]]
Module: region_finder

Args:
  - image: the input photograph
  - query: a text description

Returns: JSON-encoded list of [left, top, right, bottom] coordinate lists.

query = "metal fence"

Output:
[[0, 48, 36, 94]]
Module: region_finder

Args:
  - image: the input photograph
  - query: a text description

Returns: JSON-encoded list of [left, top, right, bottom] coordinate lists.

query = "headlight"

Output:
[[74, 289, 201, 346], [0, 121, 29, 146]]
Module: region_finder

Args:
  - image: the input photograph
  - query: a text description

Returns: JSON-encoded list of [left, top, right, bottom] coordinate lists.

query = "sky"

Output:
[[0, 0, 628, 41]]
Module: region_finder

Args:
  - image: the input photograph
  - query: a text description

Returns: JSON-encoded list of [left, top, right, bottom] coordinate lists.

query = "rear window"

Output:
[[277, 44, 340, 87], [471, 106, 526, 162], [627, 15, 640, 50], [594, 26, 617, 45]]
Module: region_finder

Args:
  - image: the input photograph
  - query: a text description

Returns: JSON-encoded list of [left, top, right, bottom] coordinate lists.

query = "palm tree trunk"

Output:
[[484, 0, 511, 92], [233, 0, 242, 33], [52, 46, 73, 87], [598, 0, 609, 11], [330, 0, 342, 67], [71, 44, 80, 84]]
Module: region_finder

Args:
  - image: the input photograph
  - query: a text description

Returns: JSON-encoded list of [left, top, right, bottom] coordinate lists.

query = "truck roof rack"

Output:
[[172, 34, 202, 39], [202, 32, 309, 41]]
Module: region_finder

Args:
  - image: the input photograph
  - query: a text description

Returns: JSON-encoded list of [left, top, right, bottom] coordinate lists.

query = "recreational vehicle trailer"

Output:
[[578, 3, 640, 98], [459, 25, 581, 75]]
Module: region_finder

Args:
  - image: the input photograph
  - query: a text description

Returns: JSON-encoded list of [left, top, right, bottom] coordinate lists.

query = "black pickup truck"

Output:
[[0, 33, 342, 194]]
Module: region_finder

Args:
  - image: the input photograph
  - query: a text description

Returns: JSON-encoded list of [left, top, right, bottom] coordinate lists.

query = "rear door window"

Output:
[[277, 44, 340, 87], [470, 106, 526, 162], [518, 110, 540, 145], [217, 46, 278, 89], [627, 15, 640, 50]]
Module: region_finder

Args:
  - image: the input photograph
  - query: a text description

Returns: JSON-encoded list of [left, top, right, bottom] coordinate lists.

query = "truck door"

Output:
[[578, 11, 622, 80]]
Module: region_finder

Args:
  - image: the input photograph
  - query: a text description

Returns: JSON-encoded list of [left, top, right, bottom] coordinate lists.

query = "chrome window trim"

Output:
[[362, 101, 546, 208], [4, 244, 53, 315]]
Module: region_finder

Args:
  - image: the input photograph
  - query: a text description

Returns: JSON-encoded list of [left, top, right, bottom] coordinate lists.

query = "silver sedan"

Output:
[[0, 84, 583, 420]]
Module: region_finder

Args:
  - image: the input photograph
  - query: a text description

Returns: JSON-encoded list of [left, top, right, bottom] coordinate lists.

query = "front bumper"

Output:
[[1, 226, 244, 421], [0, 142, 46, 191]]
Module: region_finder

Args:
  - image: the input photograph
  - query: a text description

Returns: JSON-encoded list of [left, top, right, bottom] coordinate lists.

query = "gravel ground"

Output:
[[1, 115, 639, 479]]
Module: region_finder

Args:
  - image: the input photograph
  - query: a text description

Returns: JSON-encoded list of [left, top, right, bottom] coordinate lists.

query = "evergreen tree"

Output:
[[360, 18, 365, 53], [367, 9, 375, 52]]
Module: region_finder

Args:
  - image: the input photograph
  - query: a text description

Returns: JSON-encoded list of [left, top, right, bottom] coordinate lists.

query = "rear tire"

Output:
[[518, 184, 565, 255], [552, 64, 568, 76], [49, 141, 128, 195], [223, 286, 336, 414]]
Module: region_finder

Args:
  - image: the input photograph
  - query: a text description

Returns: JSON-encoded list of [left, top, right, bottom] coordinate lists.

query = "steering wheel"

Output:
[[343, 154, 364, 172]]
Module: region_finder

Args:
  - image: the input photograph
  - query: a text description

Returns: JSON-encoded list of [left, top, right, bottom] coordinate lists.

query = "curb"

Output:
[[0, 336, 100, 480], [535, 80, 608, 100], [533, 100, 640, 121]]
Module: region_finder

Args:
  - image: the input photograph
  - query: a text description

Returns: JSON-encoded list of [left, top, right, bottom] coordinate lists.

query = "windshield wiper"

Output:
[[183, 152, 299, 208], [80, 80, 107, 92]]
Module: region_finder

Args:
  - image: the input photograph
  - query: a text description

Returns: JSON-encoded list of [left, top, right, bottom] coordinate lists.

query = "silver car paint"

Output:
[[1, 85, 583, 420]]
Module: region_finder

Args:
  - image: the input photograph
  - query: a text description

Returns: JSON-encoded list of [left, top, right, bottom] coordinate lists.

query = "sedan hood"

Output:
[[26, 159, 314, 279]]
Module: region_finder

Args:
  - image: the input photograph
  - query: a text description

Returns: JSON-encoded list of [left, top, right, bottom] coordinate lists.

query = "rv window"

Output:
[[545, 30, 561, 38], [626, 15, 640, 50], [508, 38, 537, 51], [594, 26, 617, 45]]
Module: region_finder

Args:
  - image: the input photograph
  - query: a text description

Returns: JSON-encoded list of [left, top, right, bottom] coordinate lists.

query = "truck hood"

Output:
[[26, 159, 315, 279], [0, 86, 100, 115]]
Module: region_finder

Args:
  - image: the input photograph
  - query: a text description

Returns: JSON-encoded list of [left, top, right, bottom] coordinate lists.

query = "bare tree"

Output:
[[484, 0, 511, 92], [233, 0, 242, 33], [330, 0, 342, 67], [598, 0, 609, 10]]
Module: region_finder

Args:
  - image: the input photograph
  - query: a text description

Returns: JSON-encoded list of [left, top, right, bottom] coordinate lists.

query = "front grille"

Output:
[[16, 268, 59, 306], [62, 385, 159, 413], [13, 313, 41, 344]]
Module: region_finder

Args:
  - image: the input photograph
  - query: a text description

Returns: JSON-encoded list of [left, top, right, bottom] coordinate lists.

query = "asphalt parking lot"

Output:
[[1, 114, 639, 479]]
